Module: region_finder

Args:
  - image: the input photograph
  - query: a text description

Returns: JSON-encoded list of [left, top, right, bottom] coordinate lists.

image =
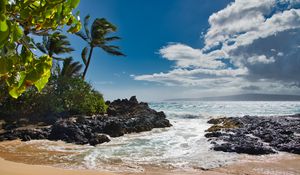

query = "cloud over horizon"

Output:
[[134, 0, 300, 95]]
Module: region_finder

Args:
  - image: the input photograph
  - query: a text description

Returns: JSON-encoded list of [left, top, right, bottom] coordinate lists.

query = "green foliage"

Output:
[[76, 15, 125, 79], [0, 76, 107, 122], [0, 0, 81, 98], [54, 77, 107, 115], [59, 57, 83, 78]]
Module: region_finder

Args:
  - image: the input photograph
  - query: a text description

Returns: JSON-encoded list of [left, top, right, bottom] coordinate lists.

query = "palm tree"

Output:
[[35, 32, 75, 75], [35, 32, 74, 60], [76, 15, 125, 79], [59, 57, 83, 78]]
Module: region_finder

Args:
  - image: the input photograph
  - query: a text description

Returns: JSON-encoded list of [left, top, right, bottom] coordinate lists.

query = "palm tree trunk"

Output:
[[82, 46, 94, 80]]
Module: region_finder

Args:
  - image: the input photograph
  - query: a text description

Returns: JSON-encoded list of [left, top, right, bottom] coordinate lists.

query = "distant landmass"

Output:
[[166, 94, 300, 101]]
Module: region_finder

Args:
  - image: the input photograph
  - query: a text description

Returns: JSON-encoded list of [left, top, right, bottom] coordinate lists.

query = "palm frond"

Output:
[[100, 45, 126, 56], [75, 31, 89, 42], [61, 57, 83, 77], [61, 58, 72, 77], [81, 47, 89, 65], [91, 18, 117, 40], [84, 15, 91, 40], [42, 35, 48, 47], [52, 56, 65, 61], [105, 36, 121, 41], [48, 32, 74, 56], [70, 62, 83, 75], [35, 43, 47, 54]]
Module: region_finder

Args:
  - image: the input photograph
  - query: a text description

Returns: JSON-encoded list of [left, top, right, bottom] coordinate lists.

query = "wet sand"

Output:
[[211, 154, 300, 175], [0, 158, 116, 175], [0, 140, 299, 175]]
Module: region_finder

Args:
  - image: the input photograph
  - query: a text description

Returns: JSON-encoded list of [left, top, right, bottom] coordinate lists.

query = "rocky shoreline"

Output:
[[1, 98, 299, 156], [0, 96, 171, 146], [205, 114, 300, 155]]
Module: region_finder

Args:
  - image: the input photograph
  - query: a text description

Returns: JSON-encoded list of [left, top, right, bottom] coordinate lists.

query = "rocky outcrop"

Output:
[[205, 114, 300, 155], [205, 117, 242, 132], [0, 128, 50, 142], [0, 96, 171, 146], [48, 119, 110, 145]]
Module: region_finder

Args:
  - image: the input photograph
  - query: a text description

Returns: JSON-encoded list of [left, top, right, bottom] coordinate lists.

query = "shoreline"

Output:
[[0, 157, 116, 175], [0, 112, 299, 175], [1, 153, 299, 175], [0, 141, 300, 175]]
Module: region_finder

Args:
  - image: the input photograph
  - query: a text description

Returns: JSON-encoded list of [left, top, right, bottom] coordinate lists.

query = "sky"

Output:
[[69, 0, 300, 101]]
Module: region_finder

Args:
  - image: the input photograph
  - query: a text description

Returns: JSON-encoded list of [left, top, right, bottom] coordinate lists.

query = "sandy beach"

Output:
[[0, 158, 116, 175], [1, 154, 300, 175], [0, 140, 299, 175]]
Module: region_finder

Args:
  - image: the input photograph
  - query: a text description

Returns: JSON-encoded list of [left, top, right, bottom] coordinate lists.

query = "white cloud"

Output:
[[134, 0, 300, 97], [247, 55, 275, 64], [224, 8, 300, 52], [159, 43, 224, 69], [205, 0, 276, 50], [277, 52, 284, 56], [134, 68, 248, 91]]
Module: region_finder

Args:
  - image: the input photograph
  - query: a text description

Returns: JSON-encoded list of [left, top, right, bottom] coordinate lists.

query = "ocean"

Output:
[[12, 101, 300, 172]]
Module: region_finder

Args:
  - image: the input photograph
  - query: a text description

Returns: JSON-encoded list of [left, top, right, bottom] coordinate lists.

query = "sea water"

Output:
[[37, 101, 300, 172]]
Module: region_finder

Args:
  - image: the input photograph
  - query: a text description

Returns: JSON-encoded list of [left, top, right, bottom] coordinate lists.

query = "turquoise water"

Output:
[[40, 101, 300, 172]]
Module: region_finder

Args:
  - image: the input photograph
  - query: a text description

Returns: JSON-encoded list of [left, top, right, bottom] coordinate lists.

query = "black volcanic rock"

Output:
[[49, 119, 89, 144], [107, 96, 152, 117], [102, 120, 125, 137], [89, 134, 111, 146], [0, 128, 50, 142], [205, 114, 300, 155], [0, 96, 172, 146]]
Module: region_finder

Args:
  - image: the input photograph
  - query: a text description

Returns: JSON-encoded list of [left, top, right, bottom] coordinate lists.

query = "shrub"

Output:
[[54, 77, 107, 115], [0, 76, 107, 123]]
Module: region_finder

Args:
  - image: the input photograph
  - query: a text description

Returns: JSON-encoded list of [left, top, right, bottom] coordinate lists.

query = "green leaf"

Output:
[[21, 46, 33, 63], [8, 85, 27, 99], [0, 18, 9, 47], [17, 71, 27, 87], [34, 71, 50, 92], [9, 86, 23, 99], [0, 14, 7, 31], [40, 55, 52, 67], [69, 0, 80, 8], [0, 0, 6, 13], [11, 23, 23, 42], [67, 21, 81, 33], [8, 74, 27, 99], [0, 58, 12, 76], [1, 0, 81, 98], [26, 69, 41, 82]]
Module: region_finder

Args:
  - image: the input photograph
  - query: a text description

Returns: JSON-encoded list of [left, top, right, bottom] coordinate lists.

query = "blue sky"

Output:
[[69, 0, 300, 101]]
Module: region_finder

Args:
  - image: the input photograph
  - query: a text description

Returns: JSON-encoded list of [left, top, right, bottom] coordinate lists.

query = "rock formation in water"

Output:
[[205, 114, 300, 155]]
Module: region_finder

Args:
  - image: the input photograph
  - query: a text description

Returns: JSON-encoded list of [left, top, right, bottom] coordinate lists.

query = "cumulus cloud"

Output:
[[134, 0, 300, 95], [247, 55, 275, 64], [159, 44, 224, 69], [204, 0, 275, 50]]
